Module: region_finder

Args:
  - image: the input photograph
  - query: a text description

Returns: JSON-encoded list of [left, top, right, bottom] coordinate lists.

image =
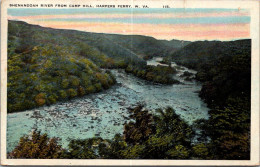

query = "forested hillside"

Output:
[[8, 21, 117, 112], [163, 39, 251, 108], [195, 45, 251, 159], [164, 39, 251, 70], [7, 20, 185, 112], [103, 34, 190, 60], [163, 39, 251, 159]]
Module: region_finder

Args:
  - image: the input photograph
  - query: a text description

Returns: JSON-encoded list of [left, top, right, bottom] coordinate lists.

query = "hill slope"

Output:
[[102, 34, 190, 60], [163, 38, 251, 159], [164, 39, 251, 70], [8, 21, 118, 112], [7, 20, 188, 112]]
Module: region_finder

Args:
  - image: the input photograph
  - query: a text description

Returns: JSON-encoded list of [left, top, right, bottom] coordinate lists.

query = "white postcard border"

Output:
[[1, 0, 259, 165]]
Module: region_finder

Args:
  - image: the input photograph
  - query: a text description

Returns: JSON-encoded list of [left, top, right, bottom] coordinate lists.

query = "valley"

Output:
[[7, 20, 251, 160]]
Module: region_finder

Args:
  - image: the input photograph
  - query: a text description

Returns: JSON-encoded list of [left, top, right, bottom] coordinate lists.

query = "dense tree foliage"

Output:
[[164, 39, 251, 70], [197, 53, 251, 108], [194, 96, 250, 159], [7, 21, 121, 113], [193, 54, 251, 159], [123, 105, 156, 145], [8, 130, 64, 159], [86, 106, 196, 159], [9, 96, 250, 160], [7, 40, 116, 112], [9, 106, 197, 159], [125, 64, 180, 84], [165, 39, 251, 159], [8, 21, 185, 112]]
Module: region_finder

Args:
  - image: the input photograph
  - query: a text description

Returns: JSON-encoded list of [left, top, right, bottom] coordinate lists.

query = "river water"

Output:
[[7, 58, 209, 152]]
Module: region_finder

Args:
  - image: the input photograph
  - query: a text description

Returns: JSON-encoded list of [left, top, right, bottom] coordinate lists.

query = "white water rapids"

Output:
[[7, 58, 209, 152]]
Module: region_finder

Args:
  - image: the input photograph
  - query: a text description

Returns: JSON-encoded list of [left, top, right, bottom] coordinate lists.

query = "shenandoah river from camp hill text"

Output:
[[7, 58, 209, 152]]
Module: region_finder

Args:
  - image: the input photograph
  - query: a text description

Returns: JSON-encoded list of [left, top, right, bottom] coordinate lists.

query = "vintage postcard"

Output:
[[1, 0, 259, 166]]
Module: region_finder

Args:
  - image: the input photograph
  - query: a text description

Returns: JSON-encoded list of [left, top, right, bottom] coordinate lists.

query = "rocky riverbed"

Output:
[[7, 62, 209, 153]]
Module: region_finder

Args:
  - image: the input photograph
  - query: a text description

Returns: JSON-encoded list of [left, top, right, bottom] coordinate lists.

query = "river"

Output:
[[7, 58, 209, 152]]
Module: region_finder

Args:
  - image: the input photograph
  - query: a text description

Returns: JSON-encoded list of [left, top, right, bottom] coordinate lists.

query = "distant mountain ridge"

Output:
[[9, 20, 190, 61], [164, 39, 251, 69], [101, 34, 190, 59]]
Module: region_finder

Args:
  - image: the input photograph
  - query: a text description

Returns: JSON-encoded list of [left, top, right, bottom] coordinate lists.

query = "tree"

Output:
[[99, 134, 128, 159], [67, 88, 77, 98], [154, 107, 194, 146], [124, 105, 156, 145], [34, 93, 46, 106], [62, 139, 97, 159], [192, 143, 210, 159], [195, 97, 250, 159], [141, 107, 194, 159], [8, 130, 63, 159]]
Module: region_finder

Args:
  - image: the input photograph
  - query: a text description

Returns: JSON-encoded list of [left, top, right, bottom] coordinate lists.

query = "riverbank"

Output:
[[7, 69, 209, 152]]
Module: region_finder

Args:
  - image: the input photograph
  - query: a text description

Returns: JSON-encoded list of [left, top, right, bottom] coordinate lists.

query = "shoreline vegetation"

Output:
[[8, 106, 197, 159], [125, 64, 180, 84], [162, 39, 251, 159], [7, 20, 251, 159]]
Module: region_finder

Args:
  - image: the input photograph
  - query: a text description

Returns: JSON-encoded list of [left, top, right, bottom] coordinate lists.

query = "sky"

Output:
[[8, 8, 250, 41]]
